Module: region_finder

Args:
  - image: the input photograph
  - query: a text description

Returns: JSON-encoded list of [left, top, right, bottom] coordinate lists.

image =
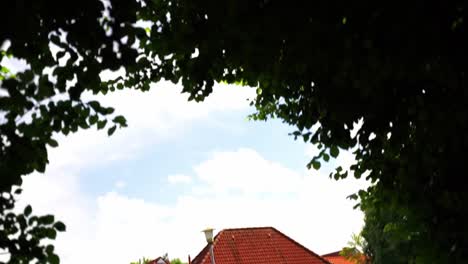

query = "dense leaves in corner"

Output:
[[0, 0, 142, 191], [0, 188, 64, 263]]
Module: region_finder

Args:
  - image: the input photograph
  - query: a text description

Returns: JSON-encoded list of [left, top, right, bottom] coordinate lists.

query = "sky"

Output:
[[3, 51, 367, 264], [10, 78, 369, 264]]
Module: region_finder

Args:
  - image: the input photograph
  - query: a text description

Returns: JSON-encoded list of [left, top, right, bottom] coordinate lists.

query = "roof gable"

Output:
[[192, 227, 330, 264], [148, 257, 170, 264]]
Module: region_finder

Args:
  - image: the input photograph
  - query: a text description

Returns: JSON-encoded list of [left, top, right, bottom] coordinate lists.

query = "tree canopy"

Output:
[[130, 257, 152, 264], [2, 1, 143, 261], [2, 0, 468, 263]]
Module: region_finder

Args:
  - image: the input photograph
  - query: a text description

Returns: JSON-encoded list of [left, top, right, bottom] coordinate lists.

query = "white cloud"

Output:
[[89, 81, 253, 134], [115, 180, 127, 189], [167, 174, 193, 185], [46, 81, 254, 171], [194, 148, 303, 194], [0, 56, 29, 74]]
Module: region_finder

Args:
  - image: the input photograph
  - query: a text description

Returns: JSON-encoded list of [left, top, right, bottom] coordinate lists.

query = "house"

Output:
[[190, 227, 331, 264], [322, 251, 365, 264], [148, 257, 170, 264]]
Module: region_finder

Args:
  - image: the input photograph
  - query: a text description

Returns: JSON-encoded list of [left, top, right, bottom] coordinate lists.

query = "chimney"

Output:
[[202, 228, 214, 243], [202, 228, 216, 264]]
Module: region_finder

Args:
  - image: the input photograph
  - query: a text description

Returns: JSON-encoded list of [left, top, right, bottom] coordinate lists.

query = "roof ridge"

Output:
[[222, 226, 274, 231], [268, 227, 333, 264], [190, 243, 209, 264]]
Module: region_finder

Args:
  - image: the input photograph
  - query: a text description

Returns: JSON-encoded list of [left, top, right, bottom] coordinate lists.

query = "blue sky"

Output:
[[15, 80, 367, 263], [81, 111, 308, 201]]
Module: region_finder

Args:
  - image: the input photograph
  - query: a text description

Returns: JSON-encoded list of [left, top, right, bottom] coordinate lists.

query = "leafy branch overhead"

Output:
[[0, 1, 140, 190], [1, 1, 468, 263]]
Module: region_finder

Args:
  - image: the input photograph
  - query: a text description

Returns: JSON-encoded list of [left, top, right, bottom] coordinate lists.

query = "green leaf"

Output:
[[24, 205, 32, 216], [89, 115, 98, 125], [105, 107, 115, 114], [49, 254, 60, 264], [48, 139, 59, 148], [54, 221, 66, 232], [40, 215, 55, 224], [334, 172, 341, 180], [88, 101, 101, 111], [312, 160, 321, 170], [46, 245, 55, 255], [107, 125, 117, 136], [45, 228, 57, 239], [113, 115, 127, 126], [330, 145, 340, 158], [97, 120, 107, 130], [358, 190, 366, 197], [1, 66, 10, 73]]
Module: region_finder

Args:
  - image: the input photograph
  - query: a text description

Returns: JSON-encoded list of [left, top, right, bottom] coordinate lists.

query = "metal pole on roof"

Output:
[[202, 228, 216, 264], [209, 244, 216, 264]]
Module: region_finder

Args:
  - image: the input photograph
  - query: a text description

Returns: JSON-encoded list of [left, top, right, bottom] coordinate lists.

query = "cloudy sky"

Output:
[[14, 79, 367, 263]]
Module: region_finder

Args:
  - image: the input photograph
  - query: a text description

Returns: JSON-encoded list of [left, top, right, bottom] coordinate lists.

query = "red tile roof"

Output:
[[191, 227, 331, 264], [322, 251, 355, 264]]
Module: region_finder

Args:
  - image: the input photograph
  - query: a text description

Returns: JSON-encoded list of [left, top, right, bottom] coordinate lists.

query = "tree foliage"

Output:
[[340, 233, 368, 264], [2, 0, 468, 263], [1, 0, 145, 262], [130, 257, 152, 264], [0, 188, 64, 264], [0, 0, 144, 191], [360, 190, 414, 264], [130, 256, 185, 264], [170, 258, 186, 264]]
